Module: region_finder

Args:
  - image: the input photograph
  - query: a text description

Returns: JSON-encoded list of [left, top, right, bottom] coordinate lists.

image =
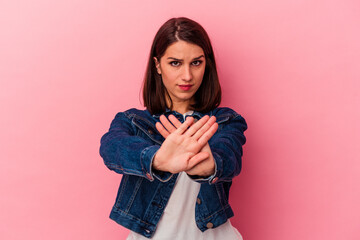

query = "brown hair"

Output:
[[142, 17, 221, 115]]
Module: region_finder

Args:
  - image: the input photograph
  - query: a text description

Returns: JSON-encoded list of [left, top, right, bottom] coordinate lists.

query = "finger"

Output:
[[155, 122, 170, 138], [192, 116, 217, 140], [185, 166, 200, 176], [176, 116, 194, 134], [168, 115, 182, 128], [186, 152, 209, 170], [198, 122, 218, 146], [184, 115, 210, 137], [159, 115, 177, 133]]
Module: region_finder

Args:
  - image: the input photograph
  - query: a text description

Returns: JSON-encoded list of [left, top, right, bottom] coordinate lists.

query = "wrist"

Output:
[[152, 152, 167, 172], [152, 153, 161, 170]]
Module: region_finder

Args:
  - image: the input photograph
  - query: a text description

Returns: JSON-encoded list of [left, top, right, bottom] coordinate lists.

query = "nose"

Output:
[[181, 65, 192, 82]]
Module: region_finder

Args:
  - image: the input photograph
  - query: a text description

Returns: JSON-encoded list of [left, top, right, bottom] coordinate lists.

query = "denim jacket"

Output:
[[99, 107, 247, 238]]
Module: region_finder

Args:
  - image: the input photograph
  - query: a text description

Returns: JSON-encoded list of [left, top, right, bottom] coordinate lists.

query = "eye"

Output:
[[192, 60, 203, 66], [170, 61, 180, 67]]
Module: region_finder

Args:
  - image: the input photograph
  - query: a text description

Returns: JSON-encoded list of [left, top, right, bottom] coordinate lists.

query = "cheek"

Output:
[[195, 68, 206, 82], [162, 70, 178, 84], [161, 74, 176, 89]]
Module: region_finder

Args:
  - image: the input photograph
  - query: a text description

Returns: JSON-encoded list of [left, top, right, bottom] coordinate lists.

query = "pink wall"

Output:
[[1, 1, 359, 239]]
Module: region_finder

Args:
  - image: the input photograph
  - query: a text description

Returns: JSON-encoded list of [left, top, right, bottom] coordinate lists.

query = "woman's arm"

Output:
[[99, 112, 161, 181], [99, 111, 219, 182], [156, 112, 247, 184], [205, 113, 247, 184]]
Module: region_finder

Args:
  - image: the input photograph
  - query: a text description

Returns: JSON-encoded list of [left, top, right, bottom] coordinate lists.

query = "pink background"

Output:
[[1, 1, 359, 239]]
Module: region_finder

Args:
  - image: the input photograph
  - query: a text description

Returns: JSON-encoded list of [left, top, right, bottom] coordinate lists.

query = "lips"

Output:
[[178, 85, 193, 91]]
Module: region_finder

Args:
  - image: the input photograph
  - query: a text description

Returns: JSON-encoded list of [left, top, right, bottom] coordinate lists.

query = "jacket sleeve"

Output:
[[189, 113, 247, 184], [99, 112, 172, 182]]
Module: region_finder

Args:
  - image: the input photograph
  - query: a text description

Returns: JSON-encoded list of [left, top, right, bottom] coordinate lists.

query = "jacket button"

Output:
[[146, 173, 152, 180], [151, 202, 162, 208], [211, 177, 218, 184], [148, 129, 154, 135], [196, 198, 201, 204], [206, 222, 213, 229]]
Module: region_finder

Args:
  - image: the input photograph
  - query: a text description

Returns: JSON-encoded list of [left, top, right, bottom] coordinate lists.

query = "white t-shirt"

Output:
[[127, 111, 243, 240]]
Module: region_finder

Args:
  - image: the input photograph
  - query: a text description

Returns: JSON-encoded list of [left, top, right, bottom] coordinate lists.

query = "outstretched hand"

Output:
[[153, 114, 217, 176]]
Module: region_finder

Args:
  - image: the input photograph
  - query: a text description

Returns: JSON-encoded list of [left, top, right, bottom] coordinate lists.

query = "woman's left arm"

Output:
[[156, 112, 247, 184], [203, 114, 247, 184]]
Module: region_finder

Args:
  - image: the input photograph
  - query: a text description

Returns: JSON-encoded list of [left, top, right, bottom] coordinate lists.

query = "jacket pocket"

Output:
[[114, 175, 144, 212], [115, 174, 128, 208], [215, 183, 229, 207]]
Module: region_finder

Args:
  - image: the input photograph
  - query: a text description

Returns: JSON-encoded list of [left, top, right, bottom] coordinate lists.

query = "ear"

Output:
[[153, 57, 161, 74]]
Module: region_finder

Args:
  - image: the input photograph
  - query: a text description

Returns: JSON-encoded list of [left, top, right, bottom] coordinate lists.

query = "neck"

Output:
[[172, 105, 191, 114], [166, 98, 192, 114]]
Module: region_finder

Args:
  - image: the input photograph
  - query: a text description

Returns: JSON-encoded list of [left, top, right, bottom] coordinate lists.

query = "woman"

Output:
[[99, 17, 247, 239]]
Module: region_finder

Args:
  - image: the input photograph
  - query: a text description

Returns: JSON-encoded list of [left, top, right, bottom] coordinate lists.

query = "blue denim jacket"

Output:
[[99, 107, 247, 238]]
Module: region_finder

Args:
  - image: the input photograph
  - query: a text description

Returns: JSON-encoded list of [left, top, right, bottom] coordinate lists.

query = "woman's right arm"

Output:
[[99, 112, 160, 181], [100, 112, 218, 181]]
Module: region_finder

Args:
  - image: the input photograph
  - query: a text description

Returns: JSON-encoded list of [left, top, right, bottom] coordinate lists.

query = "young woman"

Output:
[[99, 17, 247, 239]]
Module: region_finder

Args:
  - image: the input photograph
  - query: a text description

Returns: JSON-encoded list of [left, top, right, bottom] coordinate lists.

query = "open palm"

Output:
[[153, 114, 217, 175]]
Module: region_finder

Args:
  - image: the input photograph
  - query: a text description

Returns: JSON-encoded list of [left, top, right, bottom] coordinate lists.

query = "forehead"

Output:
[[162, 40, 204, 59]]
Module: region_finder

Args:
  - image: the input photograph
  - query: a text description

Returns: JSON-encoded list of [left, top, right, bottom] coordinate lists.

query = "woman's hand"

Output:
[[154, 114, 217, 176], [185, 143, 215, 177]]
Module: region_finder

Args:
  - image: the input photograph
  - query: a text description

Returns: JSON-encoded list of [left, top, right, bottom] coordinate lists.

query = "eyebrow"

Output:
[[167, 55, 205, 61]]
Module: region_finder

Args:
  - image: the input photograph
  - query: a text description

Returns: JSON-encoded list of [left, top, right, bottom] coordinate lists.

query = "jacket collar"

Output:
[[152, 108, 206, 119]]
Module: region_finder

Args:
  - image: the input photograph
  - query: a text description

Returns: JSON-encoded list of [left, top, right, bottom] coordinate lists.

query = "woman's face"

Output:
[[154, 40, 206, 112]]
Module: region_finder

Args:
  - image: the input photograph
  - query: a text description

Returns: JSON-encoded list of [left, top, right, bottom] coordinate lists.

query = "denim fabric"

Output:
[[99, 107, 247, 238]]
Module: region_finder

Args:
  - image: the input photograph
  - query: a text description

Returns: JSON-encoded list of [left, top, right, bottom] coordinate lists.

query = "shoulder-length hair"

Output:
[[142, 17, 221, 115]]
